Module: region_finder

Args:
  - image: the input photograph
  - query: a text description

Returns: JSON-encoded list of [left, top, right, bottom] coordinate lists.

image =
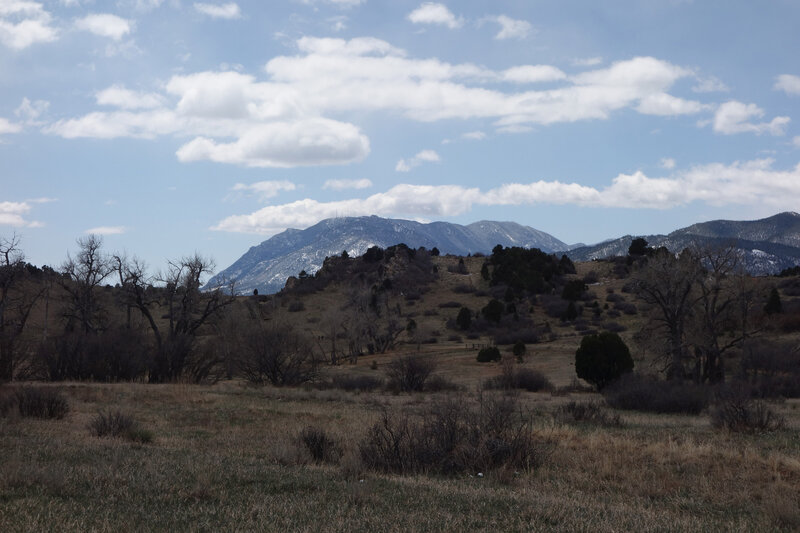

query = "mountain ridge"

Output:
[[207, 212, 800, 294], [205, 216, 568, 294]]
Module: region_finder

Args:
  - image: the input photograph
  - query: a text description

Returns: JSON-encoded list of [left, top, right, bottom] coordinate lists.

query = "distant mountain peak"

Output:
[[206, 216, 567, 294]]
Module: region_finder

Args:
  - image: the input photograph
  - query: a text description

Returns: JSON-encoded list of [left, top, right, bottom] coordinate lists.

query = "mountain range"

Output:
[[566, 212, 800, 275], [205, 216, 568, 294], [206, 212, 800, 295]]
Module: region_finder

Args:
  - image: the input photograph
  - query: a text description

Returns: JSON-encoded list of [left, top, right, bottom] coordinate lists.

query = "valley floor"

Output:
[[2, 376, 799, 532]]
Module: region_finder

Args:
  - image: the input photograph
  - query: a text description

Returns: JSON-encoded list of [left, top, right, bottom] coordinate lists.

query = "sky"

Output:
[[2, 0, 800, 273]]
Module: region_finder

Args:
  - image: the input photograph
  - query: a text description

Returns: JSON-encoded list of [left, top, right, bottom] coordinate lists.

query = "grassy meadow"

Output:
[[2, 253, 800, 531]]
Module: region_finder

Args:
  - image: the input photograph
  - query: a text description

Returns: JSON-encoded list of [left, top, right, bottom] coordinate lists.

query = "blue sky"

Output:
[[2, 0, 799, 272]]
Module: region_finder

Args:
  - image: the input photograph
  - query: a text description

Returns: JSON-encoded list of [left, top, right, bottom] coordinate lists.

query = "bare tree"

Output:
[[0, 235, 43, 381], [633, 247, 703, 379], [237, 321, 317, 386], [61, 235, 112, 334], [150, 253, 234, 382], [688, 246, 757, 383]]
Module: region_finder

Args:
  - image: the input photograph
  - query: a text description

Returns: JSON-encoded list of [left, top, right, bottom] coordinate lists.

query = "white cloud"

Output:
[[0, 200, 42, 227], [0, 1, 58, 49], [75, 14, 132, 41], [490, 15, 531, 40], [211, 158, 800, 234], [298, 0, 365, 7], [408, 3, 462, 29], [774, 74, 800, 96], [194, 3, 241, 20], [712, 101, 790, 136], [85, 226, 126, 235], [46, 109, 183, 139], [692, 75, 729, 93], [462, 131, 486, 140], [49, 37, 708, 168], [395, 149, 440, 172], [0, 117, 22, 135], [96, 85, 164, 109], [660, 157, 676, 169], [502, 65, 566, 84], [323, 178, 372, 190], [15, 97, 49, 122], [232, 180, 295, 201], [636, 92, 707, 116], [572, 57, 603, 67], [176, 118, 370, 167]]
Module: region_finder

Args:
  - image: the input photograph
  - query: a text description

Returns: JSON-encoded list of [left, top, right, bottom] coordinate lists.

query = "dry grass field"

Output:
[[2, 371, 799, 532], [2, 254, 800, 531]]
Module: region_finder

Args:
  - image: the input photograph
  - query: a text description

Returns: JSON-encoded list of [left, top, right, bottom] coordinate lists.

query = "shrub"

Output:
[[329, 374, 384, 392], [88, 410, 152, 443], [604, 374, 709, 414], [385, 355, 436, 392], [486, 367, 552, 392], [494, 328, 540, 346], [438, 301, 462, 308], [711, 385, 785, 433], [556, 401, 622, 427], [11, 386, 69, 419], [477, 346, 501, 363], [514, 368, 553, 392], [512, 341, 526, 358], [482, 299, 504, 323], [452, 284, 476, 294], [299, 425, 341, 463], [358, 393, 548, 476], [424, 375, 462, 392], [456, 307, 472, 330], [575, 332, 633, 390], [237, 324, 317, 386]]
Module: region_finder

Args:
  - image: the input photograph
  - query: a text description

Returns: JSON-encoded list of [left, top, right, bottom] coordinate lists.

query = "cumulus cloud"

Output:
[[323, 178, 372, 190], [774, 74, 800, 96], [0, 1, 58, 49], [395, 149, 440, 172], [176, 118, 370, 167], [490, 15, 531, 40], [85, 226, 126, 235], [660, 157, 676, 169], [0, 201, 42, 227], [711, 101, 790, 136], [0, 117, 22, 135], [502, 65, 566, 84], [408, 3, 462, 29], [96, 85, 164, 109], [692, 75, 729, 93], [48, 36, 709, 168], [194, 3, 241, 20], [75, 14, 132, 40], [231, 180, 295, 201], [212, 158, 800, 234]]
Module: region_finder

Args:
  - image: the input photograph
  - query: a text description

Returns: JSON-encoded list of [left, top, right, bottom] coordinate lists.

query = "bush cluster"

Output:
[[603, 374, 709, 414], [299, 425, 341, 463], [0, 386, 70, 419], [711, 385, 785, 433], [88, 409, 153, 443], [358, 393, 549, 476], [555, 401, 622, 427]]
